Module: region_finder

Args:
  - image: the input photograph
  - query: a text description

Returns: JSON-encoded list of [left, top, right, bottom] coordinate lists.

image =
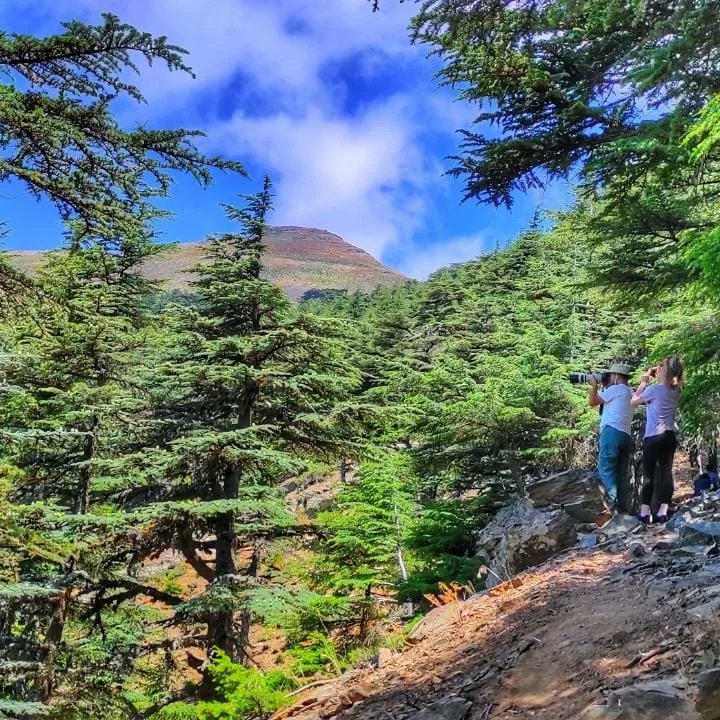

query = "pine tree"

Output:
[[78, 179, 362, 711], [0, 14, 243, 259], [412, 0, 720, 205], [2, 221, 159, 514], [0, 218, 161, 714], [316, 451, 417, 594]]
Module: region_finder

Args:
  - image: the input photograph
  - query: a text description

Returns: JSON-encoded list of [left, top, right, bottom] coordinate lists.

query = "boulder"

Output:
[[666, 509, 693, 531], [609, 679, 698, 719], [581, 707, 622, 720], [527, 470, 606, 522], [681, 522, 720, 544], [407, 601, 463, 644], [687, 597, 720, 621], [596, 513, 641, 537], [476, 499, 577, 588], [280, 478, 300, 494], [407, 697, 472, 720], [696, 667, 720, 719], [582, 679, 700, 719]]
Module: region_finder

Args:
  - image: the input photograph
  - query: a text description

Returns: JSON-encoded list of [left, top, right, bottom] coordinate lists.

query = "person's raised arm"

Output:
[[588, 375, 603, 407], [632, 367, 655, 406]]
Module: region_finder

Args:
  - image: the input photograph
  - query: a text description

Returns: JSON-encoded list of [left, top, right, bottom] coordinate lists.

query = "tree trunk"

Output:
[[36, 586, 71, 702], [236, 545, 260, 665], [75, 414, 98, 515], [208, 468, 239, 661], [394, 499, 408, 582], [359, 584, 373, 640], [206, 392, 255, 667], [339, 458, 347, 483]]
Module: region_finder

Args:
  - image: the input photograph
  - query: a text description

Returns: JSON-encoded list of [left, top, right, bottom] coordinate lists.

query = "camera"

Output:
[[569, 371, 609, 385]]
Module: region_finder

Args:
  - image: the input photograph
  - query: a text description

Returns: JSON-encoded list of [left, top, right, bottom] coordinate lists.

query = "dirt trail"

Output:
[[275, 461, 720, 720], [275, 547, 686, 719]]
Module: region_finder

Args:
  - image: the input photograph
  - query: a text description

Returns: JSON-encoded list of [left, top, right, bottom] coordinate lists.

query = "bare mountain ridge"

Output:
[[8, 226, 405, 300]]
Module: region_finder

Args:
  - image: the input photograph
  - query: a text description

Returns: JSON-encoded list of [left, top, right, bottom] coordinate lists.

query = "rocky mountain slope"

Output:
[[274, 464, 720, 720], [7, 226, 405, 300]]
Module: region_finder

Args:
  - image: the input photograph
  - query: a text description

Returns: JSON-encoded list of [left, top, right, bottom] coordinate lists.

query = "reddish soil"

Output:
[[272, 551, 678, 719], [279, 536, 720, 720]]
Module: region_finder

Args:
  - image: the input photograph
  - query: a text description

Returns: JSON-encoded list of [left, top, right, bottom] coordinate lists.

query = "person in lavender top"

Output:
[[631, 356, 685, 524]]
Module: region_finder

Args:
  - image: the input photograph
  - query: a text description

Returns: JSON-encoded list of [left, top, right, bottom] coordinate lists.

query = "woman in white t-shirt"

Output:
[[631, 356, 684, 524]]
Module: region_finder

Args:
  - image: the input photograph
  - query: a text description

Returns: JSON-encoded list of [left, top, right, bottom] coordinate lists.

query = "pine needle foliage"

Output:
[[79, 178, 364, 709], [412, 0, 720, 205], [0, 14, 244, 243]]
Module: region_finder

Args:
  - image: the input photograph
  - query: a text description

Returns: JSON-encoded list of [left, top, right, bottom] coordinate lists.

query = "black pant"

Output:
[[641, 431, 677, 506]]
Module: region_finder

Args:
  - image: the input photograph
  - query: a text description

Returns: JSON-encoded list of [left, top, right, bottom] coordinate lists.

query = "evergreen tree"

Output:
[[0, 14, 243, 254], [412, 0, 720, 205], [82, 179, 361, 712], [0, 216, 162, 714], [680, 96, 720, 299], [316, 451, 417, 594], [2, 222, 159, 514]]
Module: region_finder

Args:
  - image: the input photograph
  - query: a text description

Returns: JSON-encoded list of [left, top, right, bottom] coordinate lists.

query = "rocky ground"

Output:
[[272, 463, 720, 720]]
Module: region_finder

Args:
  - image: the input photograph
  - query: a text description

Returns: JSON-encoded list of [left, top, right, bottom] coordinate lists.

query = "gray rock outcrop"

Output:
[[475, 470, 608, 588], [476, 498, 578, 588]]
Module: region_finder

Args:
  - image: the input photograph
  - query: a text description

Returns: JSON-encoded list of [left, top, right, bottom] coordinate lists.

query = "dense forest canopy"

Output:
[[2, 3, 720, 719]]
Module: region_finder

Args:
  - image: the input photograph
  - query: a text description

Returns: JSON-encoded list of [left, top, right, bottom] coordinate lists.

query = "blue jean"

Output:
[[598, 425, 633, 506]]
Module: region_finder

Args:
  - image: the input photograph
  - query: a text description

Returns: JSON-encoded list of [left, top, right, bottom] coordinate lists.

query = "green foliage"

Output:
[[407, 0, 720, 446], [396, 498, 484, 601], [285, 631, 345, 677], [111, 178, 362, 673], [0, 699, 49, 718], [8, 5, 720, 717], [2, 232, 157, 514], [316, 451, 416, 592], [685, 95, 720, 162], [0, 176, 362, 712], [349, 224, 649, 494], [412, 0, 720, 205], [249, 585, 351, 637], [199, 657, 295, 719], [677, 101, 720, 301], [159, 652, 294, 720], [0, 14, 243, 245]]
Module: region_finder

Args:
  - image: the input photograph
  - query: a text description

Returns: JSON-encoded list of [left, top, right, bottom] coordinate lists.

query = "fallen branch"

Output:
[[286, 679, 334, 698], [625, 640, 674, 668]]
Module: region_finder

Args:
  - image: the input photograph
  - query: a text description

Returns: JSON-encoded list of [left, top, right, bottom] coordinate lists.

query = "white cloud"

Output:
[[1, 0, 501, 276], [393, 233, 491, 280], [1, 0, 418, 104], [210, 96, 442, 259]]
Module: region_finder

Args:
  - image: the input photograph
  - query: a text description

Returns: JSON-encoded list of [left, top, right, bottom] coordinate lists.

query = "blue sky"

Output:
[[0, 0, 570, 279]]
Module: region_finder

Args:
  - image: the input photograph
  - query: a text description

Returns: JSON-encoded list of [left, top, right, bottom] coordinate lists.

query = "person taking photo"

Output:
[[588, 363, 634, 513], [631, 356, 684, 524]]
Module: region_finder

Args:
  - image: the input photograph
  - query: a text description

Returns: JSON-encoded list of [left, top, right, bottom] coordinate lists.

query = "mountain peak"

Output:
[[7, 227, 405, 300]]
